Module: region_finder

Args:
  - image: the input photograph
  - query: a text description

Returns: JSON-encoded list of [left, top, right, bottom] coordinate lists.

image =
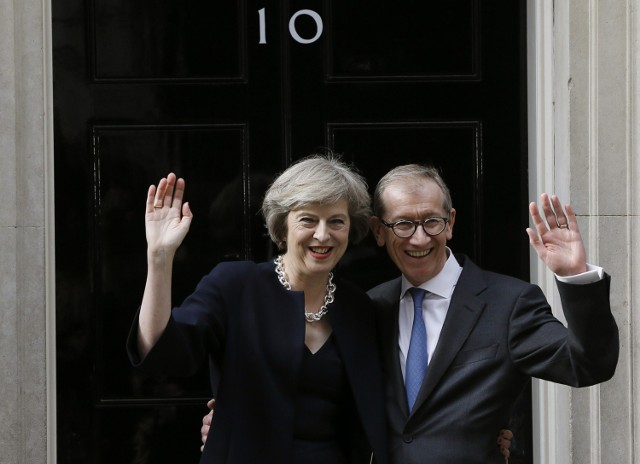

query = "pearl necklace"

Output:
[[274, 255, 336, 323]]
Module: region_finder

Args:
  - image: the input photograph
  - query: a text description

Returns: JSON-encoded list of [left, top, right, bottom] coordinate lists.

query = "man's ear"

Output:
[[445, 208, 456, 241], [370, 216, 386, 247]]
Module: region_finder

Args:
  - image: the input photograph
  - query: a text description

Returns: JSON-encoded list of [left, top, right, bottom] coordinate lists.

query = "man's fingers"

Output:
[[500, 429, 514, 439], [540, 193, 558, 228], [549, 194, 572, 228], [529, 200, 550, 237]]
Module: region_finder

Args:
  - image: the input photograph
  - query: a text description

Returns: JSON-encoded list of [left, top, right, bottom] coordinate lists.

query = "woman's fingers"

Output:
[[152, 176, 167, 209], [172, 176, 186, 210], [148, 173, 187, 212], [146, 184, 157, 213], [163, 173, 177, 208]]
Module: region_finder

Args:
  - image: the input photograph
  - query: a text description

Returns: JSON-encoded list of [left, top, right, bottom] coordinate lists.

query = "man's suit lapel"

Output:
[[410, 255, 488, 418], [373, 256, 490, 424]]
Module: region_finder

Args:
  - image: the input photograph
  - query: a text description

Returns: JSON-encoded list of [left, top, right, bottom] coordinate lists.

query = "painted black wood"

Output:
[[53, 1, 530, 462]]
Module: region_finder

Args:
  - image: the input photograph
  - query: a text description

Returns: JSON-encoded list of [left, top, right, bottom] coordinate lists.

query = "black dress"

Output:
[[129, 261, 389, 463], [292, 334, 349, 464]]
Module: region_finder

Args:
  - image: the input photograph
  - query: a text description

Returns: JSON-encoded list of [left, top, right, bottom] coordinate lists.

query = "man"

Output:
[[367, 164, 618, 463], [201, 164, 618, 462]]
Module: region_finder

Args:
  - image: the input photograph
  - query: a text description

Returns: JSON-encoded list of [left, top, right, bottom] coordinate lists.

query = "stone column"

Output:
[[564, 0, 637, 462], [536, 0, 638, 462], [0, 0, 53, 462]]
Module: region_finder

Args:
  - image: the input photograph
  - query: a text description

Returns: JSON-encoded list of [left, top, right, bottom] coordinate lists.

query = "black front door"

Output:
[[53, 1, 529, 462]]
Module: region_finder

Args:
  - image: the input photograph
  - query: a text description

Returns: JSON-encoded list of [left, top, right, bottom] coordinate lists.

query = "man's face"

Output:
[[370, 178, 455, 286]]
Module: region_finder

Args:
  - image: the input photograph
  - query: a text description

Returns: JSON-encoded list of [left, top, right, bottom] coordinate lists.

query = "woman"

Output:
[[128, 155, 389, 464]]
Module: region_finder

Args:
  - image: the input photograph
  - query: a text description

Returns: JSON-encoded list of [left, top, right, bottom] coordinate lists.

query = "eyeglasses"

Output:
[[380, 216, 449, 238]]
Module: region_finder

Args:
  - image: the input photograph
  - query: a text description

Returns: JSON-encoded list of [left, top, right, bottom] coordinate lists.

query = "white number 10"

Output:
[[258, 8, 324, 45]]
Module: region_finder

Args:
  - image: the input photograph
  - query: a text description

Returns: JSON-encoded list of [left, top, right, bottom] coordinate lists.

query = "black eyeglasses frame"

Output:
[[380, 216, 450, 238]]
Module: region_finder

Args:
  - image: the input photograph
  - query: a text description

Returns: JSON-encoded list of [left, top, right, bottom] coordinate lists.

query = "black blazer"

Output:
[[128, 260, 389, 464], [368, 254, 618, 464]]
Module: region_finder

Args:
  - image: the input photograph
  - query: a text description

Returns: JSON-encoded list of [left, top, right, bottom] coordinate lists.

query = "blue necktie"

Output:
[[405, 287, 428, 411]]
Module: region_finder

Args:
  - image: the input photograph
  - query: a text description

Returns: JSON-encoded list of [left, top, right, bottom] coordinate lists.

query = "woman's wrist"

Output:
[[147, 247, 176, 269]]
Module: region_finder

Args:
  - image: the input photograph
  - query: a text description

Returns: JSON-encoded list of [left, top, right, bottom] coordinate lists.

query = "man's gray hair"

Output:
[[373, 164, 452, 217]]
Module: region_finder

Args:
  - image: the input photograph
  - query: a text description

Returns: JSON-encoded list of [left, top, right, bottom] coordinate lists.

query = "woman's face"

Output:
[[282, 197, 351, 283]]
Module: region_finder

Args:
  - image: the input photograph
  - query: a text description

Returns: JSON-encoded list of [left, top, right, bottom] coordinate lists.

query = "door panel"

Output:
[[53, 1, 530, 462], [94, 124, 248, 401], [328, 1, 479, 79], [91, 0, 244, 81]]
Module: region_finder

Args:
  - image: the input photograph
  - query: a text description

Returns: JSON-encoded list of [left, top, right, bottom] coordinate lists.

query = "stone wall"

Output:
[[563, 0, 638, 462], [0, 0, 636, 462], [0, 0, 51, 462]]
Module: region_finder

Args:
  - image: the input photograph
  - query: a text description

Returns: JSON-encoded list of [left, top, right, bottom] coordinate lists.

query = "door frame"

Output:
[[41, 1, 570, 462], [527, 1, 573, 463]]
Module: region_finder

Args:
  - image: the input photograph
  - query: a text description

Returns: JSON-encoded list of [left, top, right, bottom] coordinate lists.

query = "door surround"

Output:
[[36, 1, 570, 462], [526, 1, 572, 463]]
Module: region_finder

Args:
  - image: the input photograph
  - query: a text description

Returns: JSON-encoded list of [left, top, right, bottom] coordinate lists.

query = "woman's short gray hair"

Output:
[[262, 154, 372, 250], [373, 164, 453, 217]]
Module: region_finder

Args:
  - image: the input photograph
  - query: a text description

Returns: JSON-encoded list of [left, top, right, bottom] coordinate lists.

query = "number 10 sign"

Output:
[[258, 8, 324, 44]]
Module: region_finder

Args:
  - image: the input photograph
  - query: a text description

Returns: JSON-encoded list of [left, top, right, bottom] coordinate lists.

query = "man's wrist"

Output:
[[556, 264, 604, 284]]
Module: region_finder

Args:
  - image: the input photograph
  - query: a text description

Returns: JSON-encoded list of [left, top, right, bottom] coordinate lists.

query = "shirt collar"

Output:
[[400, 248, 462, 299]]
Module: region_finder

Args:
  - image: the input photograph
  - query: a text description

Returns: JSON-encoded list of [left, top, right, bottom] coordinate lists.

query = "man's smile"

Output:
[[406, 249, 433, 258]]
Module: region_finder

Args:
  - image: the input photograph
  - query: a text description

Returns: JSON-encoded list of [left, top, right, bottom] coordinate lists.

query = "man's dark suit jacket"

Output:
[[128, 261, 389, 464], [368, 254, 618, 464]]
